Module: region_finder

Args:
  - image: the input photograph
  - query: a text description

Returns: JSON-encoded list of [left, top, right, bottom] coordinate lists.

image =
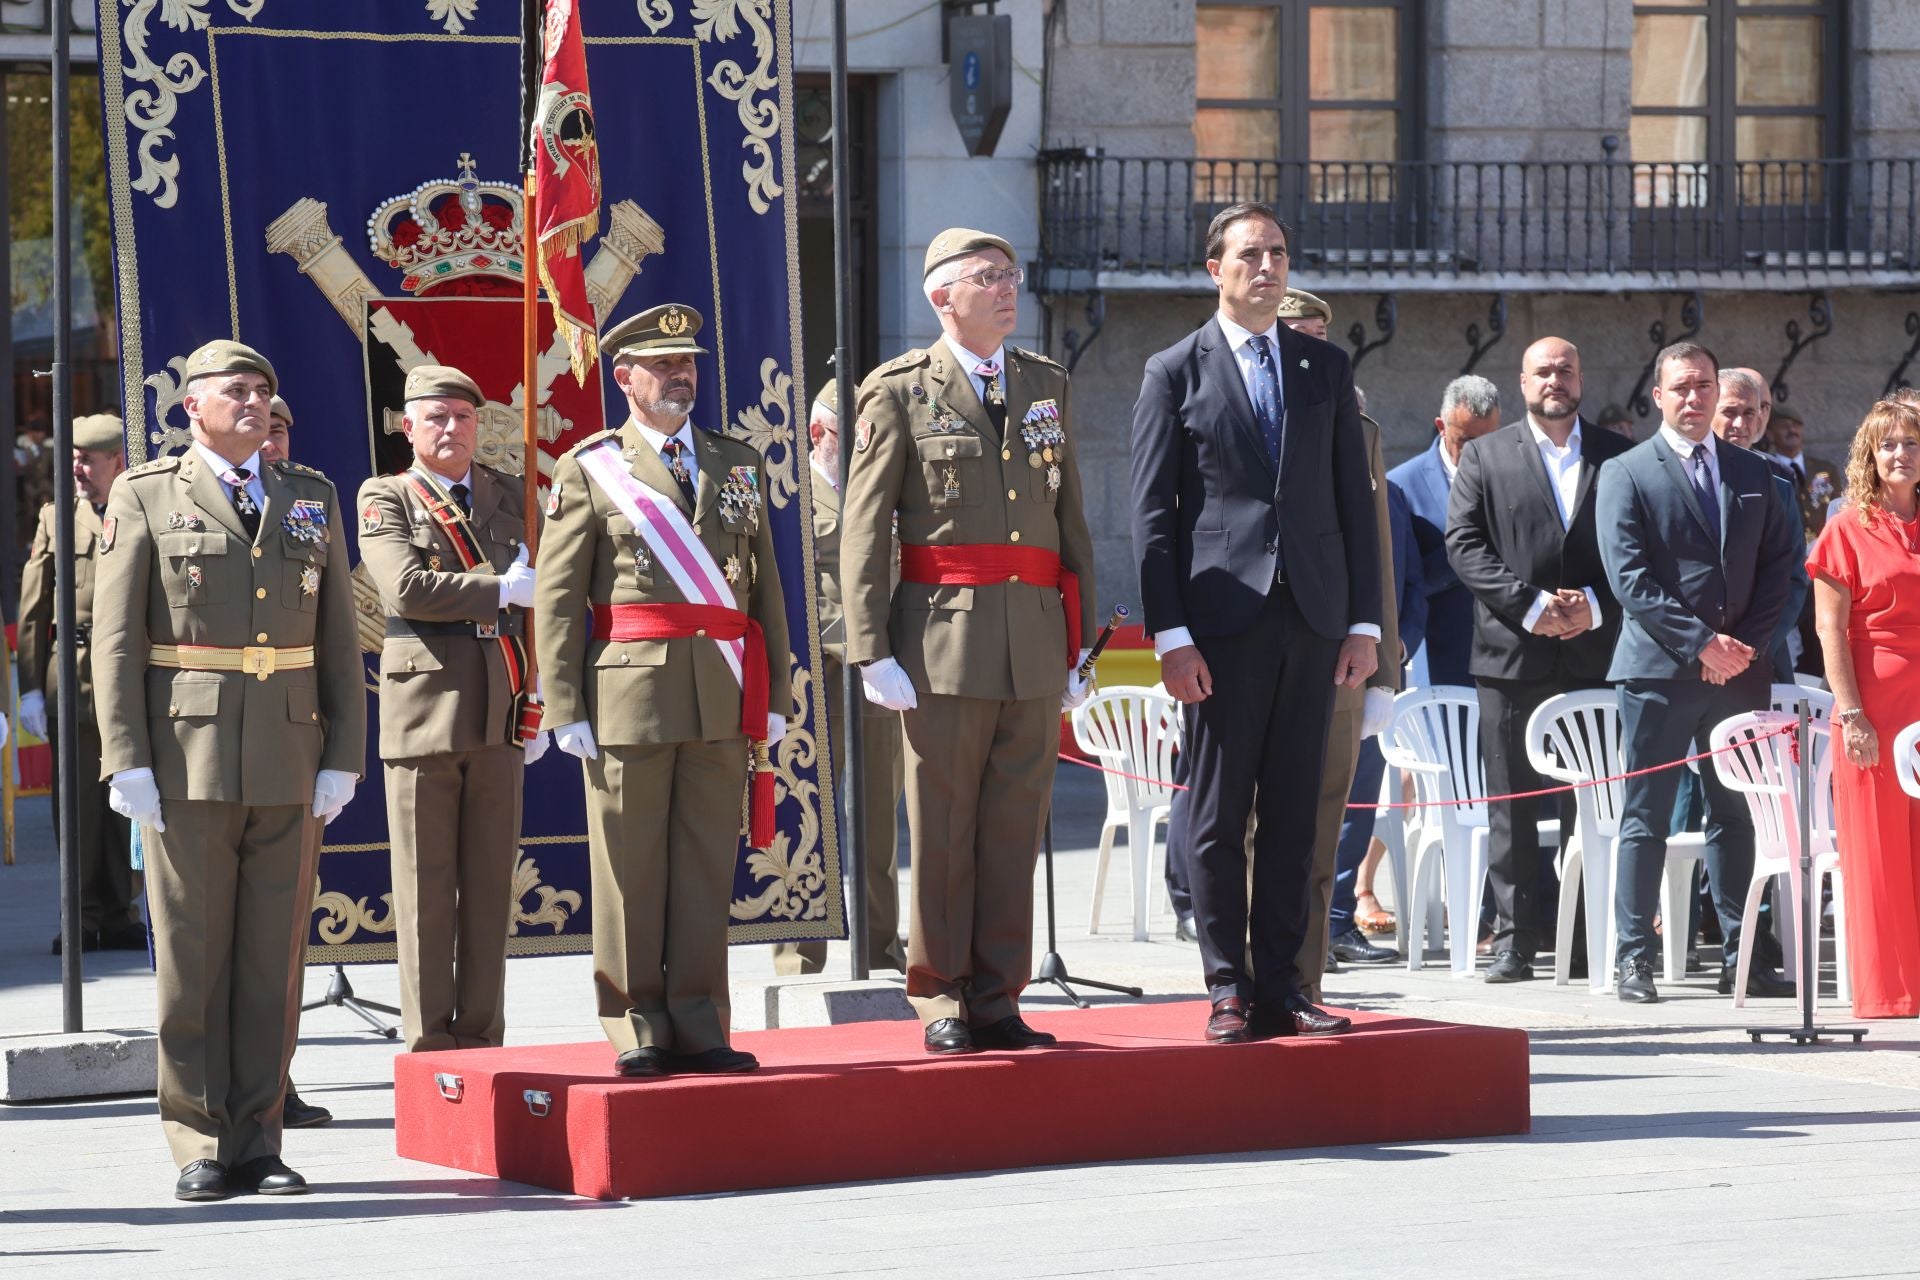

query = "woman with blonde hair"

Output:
[[1807, 397, 1920, 1018]]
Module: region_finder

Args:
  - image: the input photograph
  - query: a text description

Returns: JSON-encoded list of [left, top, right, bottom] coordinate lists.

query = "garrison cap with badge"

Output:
[[185, 338, 278, 394], [1278, 288, 1333, 327], [73, 413, 126, 454], [603, 303, 710, 358], [403, 364, 486, 407], [923, 227, 1016, 279]]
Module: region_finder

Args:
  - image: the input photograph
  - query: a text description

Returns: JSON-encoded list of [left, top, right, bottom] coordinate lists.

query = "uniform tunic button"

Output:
[[1007, 489, 1017, 501], [1010, 530, 1022, 542], [168, 704, 179, 716], [1002, 449, 1011, 461], [407, 659, 416, 671], [311, 712, 319, 721], [620, 653, 631, 665], [255, 587, 267, 599], [251, 547, 262, 559], [696, 628, 708, 638], [256, 632, 269, 643]]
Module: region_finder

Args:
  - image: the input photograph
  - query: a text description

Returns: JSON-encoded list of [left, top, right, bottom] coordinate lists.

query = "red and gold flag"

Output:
[[530, 0, 601, 384]]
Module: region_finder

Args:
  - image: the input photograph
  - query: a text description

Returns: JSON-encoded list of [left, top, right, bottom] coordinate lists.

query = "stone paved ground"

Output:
[[4, 766, 1918, 1278]]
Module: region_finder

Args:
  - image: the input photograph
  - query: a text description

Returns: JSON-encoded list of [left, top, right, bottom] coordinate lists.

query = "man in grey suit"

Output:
[[1596, 342, 1796, 1004]]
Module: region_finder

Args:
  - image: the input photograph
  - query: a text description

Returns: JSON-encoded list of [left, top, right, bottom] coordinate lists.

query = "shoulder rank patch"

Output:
[[855, 418, 874, 452], [125, 456, 179, 477], [360, 500, 382, 534], [546, 482, 562, 516], [100, 516, 116, 552]]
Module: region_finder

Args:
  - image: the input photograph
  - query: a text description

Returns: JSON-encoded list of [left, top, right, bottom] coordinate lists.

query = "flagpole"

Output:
[[520, 0, 542, 564]]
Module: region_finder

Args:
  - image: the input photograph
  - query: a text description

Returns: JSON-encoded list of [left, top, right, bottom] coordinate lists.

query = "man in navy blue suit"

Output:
[[1597, 342, 1796, 1004], [1389, 376, 1499, 688], [1130, 203, 1380, 1042]]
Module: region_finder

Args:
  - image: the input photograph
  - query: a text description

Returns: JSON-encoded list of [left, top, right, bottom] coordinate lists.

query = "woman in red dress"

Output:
[[1808, 397, 1920, 1019]]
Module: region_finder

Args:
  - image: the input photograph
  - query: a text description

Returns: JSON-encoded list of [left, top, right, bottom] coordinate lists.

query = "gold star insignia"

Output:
[[724, 554, 743, 584], [300, 565, 320, 597]]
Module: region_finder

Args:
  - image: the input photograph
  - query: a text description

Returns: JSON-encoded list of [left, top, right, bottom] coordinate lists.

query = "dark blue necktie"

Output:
[[1247, 334, 1284, 467], [1689, 445, 1720, 543]]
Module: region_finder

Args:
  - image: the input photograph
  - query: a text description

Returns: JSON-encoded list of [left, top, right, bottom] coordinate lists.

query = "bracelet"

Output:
[[1838, 707, 1866, 727]]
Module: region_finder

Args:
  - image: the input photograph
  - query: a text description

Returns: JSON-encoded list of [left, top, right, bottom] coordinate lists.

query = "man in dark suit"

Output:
[[1597, 341, 1797, 1004], [1447, 337, 1630, 983], [1390, 376, 1500, 688], [1130, 202, 1381, 1042]]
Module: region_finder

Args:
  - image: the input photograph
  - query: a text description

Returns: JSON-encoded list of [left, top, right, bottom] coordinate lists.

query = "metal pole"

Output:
[[52, 4, 83, 1031], [1795, 701, 1816, 1037], [830, 0, 869, 982], [520, 0, 542, 560], [0, 79, 18, 620]]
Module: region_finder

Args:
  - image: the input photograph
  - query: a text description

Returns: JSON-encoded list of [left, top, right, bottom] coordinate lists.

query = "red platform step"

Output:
[[394, 999, 1530, 1200]]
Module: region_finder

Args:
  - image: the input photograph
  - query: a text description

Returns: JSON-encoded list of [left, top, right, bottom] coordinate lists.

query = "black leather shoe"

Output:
[[174, 1159, 228, 1202], [1616, 957, 1659, 1004], [229, 1155, 308, 1196], [1205, 997, 1251, 1043], [971, 1015, 1057, 1050], [1281, 996, 1352, 1036], [1323, 953, 1343, 974], [1484, 950, 1535, 984], [614, 1047, 671, 1078], [924, 1018, 977, 1055], [50, 930, 102, 956], [1329, 927, 1397, 965], [1719, 963, 1795, 998], [282, 1089, 332, 1128], [1174, 916, 1198, 944], [671, 1046, 759, 1074], [98, 922, 149, 951]]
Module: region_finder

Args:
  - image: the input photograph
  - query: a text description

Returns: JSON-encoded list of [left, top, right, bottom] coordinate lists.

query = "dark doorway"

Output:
[[794, 73, 879, 408]]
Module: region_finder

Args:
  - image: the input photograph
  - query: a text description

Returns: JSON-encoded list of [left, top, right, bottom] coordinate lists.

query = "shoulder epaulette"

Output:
[[566, 427, 620, 457], [880, 348, 931, 375], [270, 459, 326, 479], [124, 455, 180, 477], [475, 461, 523, 484], [1008, 345, 1064, 373]]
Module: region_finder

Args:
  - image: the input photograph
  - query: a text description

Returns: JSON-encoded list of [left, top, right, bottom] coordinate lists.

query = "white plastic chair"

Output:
[[1526, 690, 1706, 992], [1710, 711, 1848, 1009], [1769, 685, 1834, 979], [1071, 686, 1182, 941], [1380, 686, 1559, 975]]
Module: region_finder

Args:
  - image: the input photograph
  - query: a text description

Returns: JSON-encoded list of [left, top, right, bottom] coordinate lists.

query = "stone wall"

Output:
[[1427, 0, 1634, 164], [1044, 0, 1197, 158], [1854, 0, 1920, 156]]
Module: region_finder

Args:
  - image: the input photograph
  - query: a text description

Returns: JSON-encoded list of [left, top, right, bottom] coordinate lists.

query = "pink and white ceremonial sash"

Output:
[[573, 437, 746, 686]]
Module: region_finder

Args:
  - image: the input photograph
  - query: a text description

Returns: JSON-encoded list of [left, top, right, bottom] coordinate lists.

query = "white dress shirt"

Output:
[[1771, 452, 1806, 483], [1659, 422, 1721, 494], [1519, 417, 1604, 634], [194, 440, 265, 512], [1153, 310, 1380, 657], [635, 418, 701, 484], [944, 334, 1007, 405]]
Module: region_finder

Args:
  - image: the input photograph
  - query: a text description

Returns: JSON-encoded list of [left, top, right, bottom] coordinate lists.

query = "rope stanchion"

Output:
[[1057, 722, 1797, 811]]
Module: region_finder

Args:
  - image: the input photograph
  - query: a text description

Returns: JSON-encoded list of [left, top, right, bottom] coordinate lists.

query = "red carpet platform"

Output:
[[394, 1000, 1530, 1200]]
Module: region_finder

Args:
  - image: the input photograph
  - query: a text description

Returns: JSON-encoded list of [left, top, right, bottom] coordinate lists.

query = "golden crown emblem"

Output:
[[367, 152, 524, 296], [660, 306, 689, 337]]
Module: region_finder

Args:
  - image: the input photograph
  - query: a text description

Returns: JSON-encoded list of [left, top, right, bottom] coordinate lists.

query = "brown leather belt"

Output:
[[149, 644, 314, 682]]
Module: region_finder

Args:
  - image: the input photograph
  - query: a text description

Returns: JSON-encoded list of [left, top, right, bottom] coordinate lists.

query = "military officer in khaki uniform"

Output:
[[356, 365, 546, 1053], [91, 340, 366, 1202], [19, 412, 143, 954], [771, 381, 907, 976], [263, 394, 293, 465], [538, 304, 790, 1078], [1274, 290, 1403, 994], [842, 228, 1098, 1055]]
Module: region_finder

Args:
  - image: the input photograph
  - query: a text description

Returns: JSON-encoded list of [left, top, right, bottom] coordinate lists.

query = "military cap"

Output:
[[813, 379, 839, 418], [184, 339, 277, 395], [72, 413, 125, 454], [1278, 288, 1333, 327], [402, 363, 486, 407], [603, 304, 709, 359], [269, 394, 294, 427], [924, 227, 1015, 280]]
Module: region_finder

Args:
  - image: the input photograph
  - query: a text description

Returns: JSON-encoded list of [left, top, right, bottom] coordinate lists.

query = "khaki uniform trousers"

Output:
[[1294, 684, 1367, 1002], [145, 801, 317, 1169], [50, 707, 139, 934], [772, 658, 906, 976], [901, 692, 1055, 1027], [584, 738, 743, 1055], [384, 743, 524, 1052]]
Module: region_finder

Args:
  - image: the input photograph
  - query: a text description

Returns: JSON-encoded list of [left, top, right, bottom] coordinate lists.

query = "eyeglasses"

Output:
[[952, 265, 1025, 291]]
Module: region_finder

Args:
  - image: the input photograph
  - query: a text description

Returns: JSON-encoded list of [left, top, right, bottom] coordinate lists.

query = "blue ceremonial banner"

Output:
[[94, 0, 842, 960]]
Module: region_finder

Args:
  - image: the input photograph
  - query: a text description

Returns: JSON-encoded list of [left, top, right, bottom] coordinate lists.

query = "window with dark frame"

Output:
[[1629, 0, 1844, 208]]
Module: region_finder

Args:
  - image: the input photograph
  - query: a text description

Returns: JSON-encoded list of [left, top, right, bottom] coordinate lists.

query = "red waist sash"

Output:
[[591, 602, 773, 846], [897, 542, 1081, 665]]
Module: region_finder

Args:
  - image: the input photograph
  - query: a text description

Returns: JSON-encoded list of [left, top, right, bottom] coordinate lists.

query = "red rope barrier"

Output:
[[1058, 722, 1798, 812]]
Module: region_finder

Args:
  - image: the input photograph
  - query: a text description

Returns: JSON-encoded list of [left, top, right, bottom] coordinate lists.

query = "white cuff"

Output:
[[1583, 587, 1603, 628], [1151, 626, 1194, 658], [1524, 590, 1555, 633], [1348, 623, 1382, 640], [498, 578, 511, 610]]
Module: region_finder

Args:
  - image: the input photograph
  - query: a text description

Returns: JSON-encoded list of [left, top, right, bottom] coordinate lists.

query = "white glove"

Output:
[[312, 769, 358, 824], [109, 767, 165, 831], [19, 690, 45, 740], [765, 713, 787, 749], [860, 657, 918, 711], [0, 711, 8, 749], [1063, 654, 1094, 712], [1360, 686, 1395, 740], [555, 719, 600, 760], [521, 730, 551, 766], [499, 544, 536, 609]]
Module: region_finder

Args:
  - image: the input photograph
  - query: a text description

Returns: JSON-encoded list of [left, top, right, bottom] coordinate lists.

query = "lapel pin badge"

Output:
[[1299, 358, 1309, 369]]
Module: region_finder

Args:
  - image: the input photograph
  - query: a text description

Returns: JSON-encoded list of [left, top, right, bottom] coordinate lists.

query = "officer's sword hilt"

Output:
[[1076, 604, 1130, 683]]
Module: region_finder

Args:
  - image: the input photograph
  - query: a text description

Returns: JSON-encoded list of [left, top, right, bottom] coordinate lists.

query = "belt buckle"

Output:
[[240, 645, 276, 681], [476, 622, 499, 640]]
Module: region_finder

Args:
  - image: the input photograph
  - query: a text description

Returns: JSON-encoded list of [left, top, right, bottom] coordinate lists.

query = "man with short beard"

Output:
[[1446, 337, 1629, 982], [537, 304, 789, 1078]]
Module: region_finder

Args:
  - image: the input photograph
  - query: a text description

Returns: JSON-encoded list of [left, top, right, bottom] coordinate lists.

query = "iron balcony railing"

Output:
[[1036, 150, 1920, 290]]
